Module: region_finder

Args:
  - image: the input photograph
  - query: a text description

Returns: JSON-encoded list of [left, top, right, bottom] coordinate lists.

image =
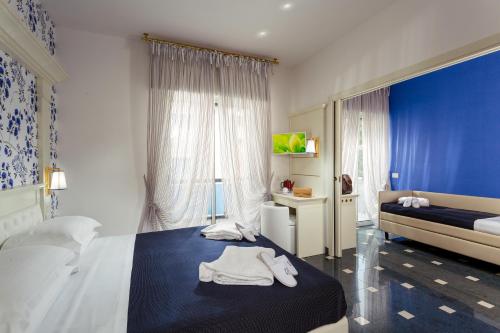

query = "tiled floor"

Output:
[[305, 226, 500, 333]]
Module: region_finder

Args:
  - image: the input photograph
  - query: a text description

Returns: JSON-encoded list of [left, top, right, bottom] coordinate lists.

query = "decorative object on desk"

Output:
[[341, 174, 352, 194], [272, 132, 306, 155], [293, 187, 312, 198], [280, 179, 295, 193], [45, 167, 67, 194]]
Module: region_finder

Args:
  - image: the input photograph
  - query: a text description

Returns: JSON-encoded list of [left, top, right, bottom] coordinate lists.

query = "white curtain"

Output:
[[139, 42, 272, 232], [342, 97, 361, 193], [218, 59, 271, 232], [139, 43, 217, 232], [361, 87, 391, 221]]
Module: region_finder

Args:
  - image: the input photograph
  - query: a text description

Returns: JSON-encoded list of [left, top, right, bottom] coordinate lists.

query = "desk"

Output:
[[272, 193, 327, 258]]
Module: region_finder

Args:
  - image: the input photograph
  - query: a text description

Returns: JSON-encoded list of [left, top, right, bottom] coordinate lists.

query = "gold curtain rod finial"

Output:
[[141, 33, 279, 65]]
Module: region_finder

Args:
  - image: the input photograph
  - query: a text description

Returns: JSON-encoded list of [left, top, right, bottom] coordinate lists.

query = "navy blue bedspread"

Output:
[[381, 203, 496, 230], [128, 227, 346, 333]]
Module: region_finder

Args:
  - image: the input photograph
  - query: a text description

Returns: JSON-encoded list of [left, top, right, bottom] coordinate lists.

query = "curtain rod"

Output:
[[142, 33, 279, 65]]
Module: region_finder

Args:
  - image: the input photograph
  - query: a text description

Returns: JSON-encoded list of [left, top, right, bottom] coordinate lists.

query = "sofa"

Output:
[[379, 190, 500, 266]]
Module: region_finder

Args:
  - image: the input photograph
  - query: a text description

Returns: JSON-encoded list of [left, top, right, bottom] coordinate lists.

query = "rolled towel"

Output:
[[403, 198, 412, 208], [199, 246, 275, 286], [398, 196, 412, 204], [416, 197, 430, 207], [398, 196, 430, 208], [411, 198, 420, 208]]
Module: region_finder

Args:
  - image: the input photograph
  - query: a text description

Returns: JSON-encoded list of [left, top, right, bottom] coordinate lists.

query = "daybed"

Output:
[[379, 190, 500, 266]]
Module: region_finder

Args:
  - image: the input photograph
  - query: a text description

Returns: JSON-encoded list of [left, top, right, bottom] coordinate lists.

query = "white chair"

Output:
[[261, 201, 296, 254]]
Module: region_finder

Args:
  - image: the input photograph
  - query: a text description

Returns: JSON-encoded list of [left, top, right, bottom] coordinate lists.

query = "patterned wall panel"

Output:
[[2, 0, 59, 215], [7, 0, 56, 55], [0, 50, 39, 189], [49, 85, 58, 216]]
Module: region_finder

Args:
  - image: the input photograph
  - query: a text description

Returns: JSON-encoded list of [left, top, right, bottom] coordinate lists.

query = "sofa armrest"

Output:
[[379, 190, 412, 206], [378, 190, 412, 234]]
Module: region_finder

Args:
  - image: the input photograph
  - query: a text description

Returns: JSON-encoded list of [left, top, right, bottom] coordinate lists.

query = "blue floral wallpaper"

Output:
[[7, 0, 56, 55], [49, 86, 58, 217], [0, 50, 39, 190], [1, 0, 59, 215]]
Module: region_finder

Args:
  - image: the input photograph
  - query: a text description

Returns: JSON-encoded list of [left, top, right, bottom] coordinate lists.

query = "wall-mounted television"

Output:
[[272, 132, 307, 155]]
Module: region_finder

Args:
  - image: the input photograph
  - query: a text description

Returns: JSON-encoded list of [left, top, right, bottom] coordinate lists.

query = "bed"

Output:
[[379, 190, 500, 265], [380, 202, 497, 230], [0, 185, 348, 333]]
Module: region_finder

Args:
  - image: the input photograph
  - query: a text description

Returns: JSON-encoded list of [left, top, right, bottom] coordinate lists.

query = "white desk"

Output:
[[271, 193, 327, 258]]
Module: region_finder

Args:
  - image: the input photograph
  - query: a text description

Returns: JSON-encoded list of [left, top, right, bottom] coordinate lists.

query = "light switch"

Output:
[[391, 172, 399, 179]]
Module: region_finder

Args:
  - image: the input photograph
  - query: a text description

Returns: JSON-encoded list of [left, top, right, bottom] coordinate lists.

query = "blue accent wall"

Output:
[[389, 50, 500, 198]]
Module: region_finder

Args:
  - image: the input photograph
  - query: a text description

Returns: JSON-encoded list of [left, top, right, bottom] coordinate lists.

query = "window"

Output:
[[207, 100, 226, 221]]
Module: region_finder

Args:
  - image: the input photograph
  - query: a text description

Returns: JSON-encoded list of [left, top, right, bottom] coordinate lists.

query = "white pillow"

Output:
[[0, 245, 76, 333], [2, 216, 101, 254]]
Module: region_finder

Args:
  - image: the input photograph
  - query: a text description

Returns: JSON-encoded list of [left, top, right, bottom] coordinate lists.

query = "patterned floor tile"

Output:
[[305, 226, 500, 333], [439, 305, 456, 314]]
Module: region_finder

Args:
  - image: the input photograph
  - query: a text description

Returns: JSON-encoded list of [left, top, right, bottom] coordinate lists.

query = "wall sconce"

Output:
[[45, 167, 67, 194], [306, 137, 319, 157]]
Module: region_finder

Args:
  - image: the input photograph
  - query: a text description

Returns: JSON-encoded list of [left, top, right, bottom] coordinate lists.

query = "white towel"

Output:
[[398, 196, 430, 207], [201, 221, 243, 240], [474, 216, 500, 236], [199, 246, 275, 286]]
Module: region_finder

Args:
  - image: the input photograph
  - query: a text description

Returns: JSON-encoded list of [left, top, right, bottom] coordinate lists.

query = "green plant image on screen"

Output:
[[272, 132, 306, 154]]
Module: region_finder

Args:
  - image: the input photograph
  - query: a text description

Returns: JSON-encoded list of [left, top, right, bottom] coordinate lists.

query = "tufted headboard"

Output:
[[0, 184, 45, 245]]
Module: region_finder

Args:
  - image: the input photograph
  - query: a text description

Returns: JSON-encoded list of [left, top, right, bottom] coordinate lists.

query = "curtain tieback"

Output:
[[147, 202, 160, 213]]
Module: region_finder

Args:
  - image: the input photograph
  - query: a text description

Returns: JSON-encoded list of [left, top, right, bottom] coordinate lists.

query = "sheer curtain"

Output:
[[218, 60, 272, 232], [342, 97, 361, 193], [139, 43, 217, 232], [139, 42, 272, 232], [361, 87, 391, 221]]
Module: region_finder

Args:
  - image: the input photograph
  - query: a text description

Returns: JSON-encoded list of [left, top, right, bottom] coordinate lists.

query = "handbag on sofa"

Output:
[[342, 174, 352, 194]]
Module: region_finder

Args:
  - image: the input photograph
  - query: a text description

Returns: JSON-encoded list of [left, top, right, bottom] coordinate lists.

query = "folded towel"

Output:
[[474, 216, 500, 236], [201, 221, 243, 240], [398, 196, 430, 208], [199, 246, 275, 286]]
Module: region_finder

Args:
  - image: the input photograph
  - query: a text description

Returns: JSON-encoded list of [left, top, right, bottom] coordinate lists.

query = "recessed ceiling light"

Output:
[[257, 31, 268, 38], [281, 3, 294, 10]]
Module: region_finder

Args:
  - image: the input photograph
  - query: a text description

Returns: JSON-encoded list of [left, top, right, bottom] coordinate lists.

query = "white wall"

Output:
[[56, 27, 148, 236], [56, 27, 291, 235], [270, 66, 292, 191], [291, 0, 500, 110]]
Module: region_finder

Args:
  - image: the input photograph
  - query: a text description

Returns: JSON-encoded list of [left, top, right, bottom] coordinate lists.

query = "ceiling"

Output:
[[41, 0, 396, 66]]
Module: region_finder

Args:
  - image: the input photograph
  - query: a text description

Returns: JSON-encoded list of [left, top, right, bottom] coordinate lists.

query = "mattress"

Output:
[[381, 202, 496, 230], [128, 227, 347, 333]]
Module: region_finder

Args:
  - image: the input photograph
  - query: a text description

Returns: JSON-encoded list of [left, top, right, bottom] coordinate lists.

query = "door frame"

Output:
[[328, 33, 500, 257]]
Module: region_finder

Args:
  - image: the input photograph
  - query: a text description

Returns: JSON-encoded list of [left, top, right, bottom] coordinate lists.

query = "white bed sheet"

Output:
[[37, 234, 135, 333], [474, 216, 500, 236]]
